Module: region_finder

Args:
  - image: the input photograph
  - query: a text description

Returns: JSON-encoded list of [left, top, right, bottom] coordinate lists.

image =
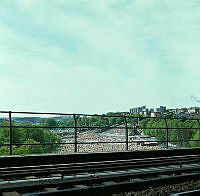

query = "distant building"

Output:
[[130, 105, 200, 116], [130, 105, 166, 115], [167, 109, 177, 113], [155, 106, 166, 112], [155, 108, 159, 112], [177, 108, 188, 114], [151, 112, 161, 118], [120, 112, 129, 115], [160, 106, 167, 112], [130, 106, 146, 113], [150, 108, 154, 113], [188, 107, 200, 114]]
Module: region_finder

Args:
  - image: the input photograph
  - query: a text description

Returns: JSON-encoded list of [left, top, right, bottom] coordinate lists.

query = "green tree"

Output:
[[0, 121, 61, 155], [45, 118, 57, 127], [14, 139, 44, 154]]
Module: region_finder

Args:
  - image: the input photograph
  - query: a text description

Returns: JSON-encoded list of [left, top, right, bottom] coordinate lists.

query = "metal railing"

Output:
[[0, 111, 200, 155]]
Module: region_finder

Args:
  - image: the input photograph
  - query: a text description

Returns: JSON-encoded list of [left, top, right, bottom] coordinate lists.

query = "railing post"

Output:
[[164, 118, 169, 149], [133, 124, 136, 135], [73, 114, 78, 153], [9, 111, 13, 155], [197, 119, 200, 145], [124, 116, 128, 151]]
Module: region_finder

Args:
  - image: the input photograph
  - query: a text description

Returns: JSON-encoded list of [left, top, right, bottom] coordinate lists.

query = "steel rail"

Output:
[[1, 165, 200, 193], [1, 154, 199, 171], [0, 160, 198, 180], [1, 166, 199, 190], [0, 155, 200, 179], [8, 172, 200, 195], [170, 189, 200, 196]]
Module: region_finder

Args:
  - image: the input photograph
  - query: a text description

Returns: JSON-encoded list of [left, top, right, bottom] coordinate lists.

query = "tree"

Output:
[[0, 121, 61, 155], [45, 118, 57, 127], [14, 139, 44, 154]]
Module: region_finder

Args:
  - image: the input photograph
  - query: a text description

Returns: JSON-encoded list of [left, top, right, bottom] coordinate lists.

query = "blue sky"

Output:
[[0, 0, 200, 114]]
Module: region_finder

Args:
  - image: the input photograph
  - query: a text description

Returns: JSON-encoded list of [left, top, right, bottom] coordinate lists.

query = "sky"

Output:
[[0, 0, 200, 114]]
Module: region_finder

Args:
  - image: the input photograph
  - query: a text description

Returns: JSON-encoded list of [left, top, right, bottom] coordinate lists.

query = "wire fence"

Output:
[[0, 111, 200, 155]]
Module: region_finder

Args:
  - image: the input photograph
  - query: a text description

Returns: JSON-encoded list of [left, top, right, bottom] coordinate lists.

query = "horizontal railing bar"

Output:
[[0, 125, 199, 130], [0, 125, 127, 129], [141, 127, 200, 130], [0, 142, 125, 147], [125, 116, 199, 120], [0, 111, 125, 118], [0, 142, 127, 146], [129, 139, 200, 143], [0, 110, 199, 120], [1, 139, 200, 147], [0, 111, 10, 114], [167, 139, 200, 142]]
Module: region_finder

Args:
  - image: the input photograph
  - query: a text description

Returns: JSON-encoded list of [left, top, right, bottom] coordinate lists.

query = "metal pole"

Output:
[[73, 114, 78, 153], [197, 120, 200, 145], [9, 111, 13, 155], [133, 125, 136, 135], [164, 118, 169, 149], [124, 116, 128, 151]]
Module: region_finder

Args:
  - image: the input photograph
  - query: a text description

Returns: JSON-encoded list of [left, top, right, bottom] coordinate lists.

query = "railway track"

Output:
[[1, 154, 200, 195], [25, 173, 200, 196], [170, 189, 200, 195], [0, 154, 200, 179]]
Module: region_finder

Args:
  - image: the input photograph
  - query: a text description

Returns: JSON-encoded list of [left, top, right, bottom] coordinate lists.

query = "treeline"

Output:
[[140, 117, 200, 147], [0, 121, 61, 155], [58, 112, 200, 147], [58, 112, 139, 131]]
